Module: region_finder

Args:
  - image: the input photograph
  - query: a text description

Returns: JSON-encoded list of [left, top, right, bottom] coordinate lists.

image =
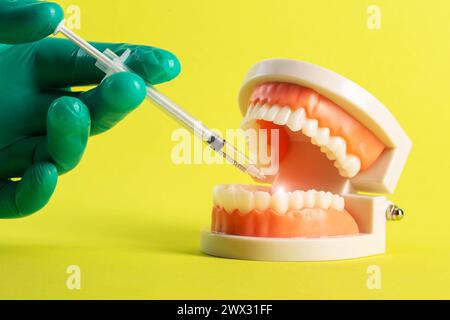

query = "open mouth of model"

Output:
[[210, 82, 387, 238]]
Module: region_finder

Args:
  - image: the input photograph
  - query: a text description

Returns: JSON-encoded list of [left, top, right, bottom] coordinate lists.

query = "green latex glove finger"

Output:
[[0, 137, 44, 179], [0, 0, 63, 44], [36, 96, 91, 174], [35, 38, 181, 88], [0, 97, 90, 178], [79, 72, 147, 135], [0, 162, 58, 219]]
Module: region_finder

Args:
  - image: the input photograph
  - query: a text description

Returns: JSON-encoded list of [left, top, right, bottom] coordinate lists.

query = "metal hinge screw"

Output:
[[386, 205, 405, 221]]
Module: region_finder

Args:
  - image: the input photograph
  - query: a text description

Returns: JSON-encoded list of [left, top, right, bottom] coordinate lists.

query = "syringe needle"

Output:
[[54, 22, 266, 181], [217, 142, 266, 181]]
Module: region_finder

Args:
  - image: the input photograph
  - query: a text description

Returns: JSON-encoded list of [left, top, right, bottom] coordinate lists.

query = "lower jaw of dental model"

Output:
[[212, 185, 358, 238], [211, 82, 386, 238]]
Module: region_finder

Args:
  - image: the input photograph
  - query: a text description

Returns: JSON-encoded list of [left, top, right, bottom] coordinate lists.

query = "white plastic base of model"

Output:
[[201, 195, 389, 261]]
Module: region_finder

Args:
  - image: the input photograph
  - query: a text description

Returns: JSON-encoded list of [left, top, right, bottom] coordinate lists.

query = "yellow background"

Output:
[[0, 0, 448, 299]]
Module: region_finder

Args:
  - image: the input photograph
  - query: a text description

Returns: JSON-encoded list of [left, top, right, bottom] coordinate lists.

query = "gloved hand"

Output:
[[0, 1, 181, 218]]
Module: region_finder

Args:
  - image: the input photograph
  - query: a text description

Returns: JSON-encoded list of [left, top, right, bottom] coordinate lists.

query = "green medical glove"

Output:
[[0, 1, 181, 218]]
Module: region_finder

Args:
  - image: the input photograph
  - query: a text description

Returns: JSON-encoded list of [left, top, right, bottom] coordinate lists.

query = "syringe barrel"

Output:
[[145, 85, 225, 150]]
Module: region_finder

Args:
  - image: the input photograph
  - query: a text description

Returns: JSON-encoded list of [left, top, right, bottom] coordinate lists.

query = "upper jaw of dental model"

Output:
[[213, 185, 345, 215], [242, 103, 362, 178]]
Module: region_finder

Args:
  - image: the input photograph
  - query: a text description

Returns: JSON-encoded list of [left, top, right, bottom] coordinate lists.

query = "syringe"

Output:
[[53, 22, 266, 181]]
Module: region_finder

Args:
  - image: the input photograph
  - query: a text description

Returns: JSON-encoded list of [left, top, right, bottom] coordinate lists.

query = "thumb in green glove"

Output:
[[0, 0, 181, 218]]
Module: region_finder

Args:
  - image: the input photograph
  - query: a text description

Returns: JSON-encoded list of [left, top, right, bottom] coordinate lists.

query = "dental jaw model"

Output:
[[201, 59, 412, 261]]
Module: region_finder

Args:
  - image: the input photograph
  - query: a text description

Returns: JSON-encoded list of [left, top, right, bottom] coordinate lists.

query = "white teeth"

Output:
[[241, 105, 259, 129], [316, 191, 333, 210], [333, 154, 361, 178], [340, 155, 362, 178], [222, 186, 238, 213], [332, 194, 345, 211], [236, 190, 254, 214], [327, 137, 347, 161], [338, 167, 347, 177], [213, 185, 224, 206], [256, 104, 270, 120], [263, 105, 280, 122], [244, 103, 363, 179], [312, 128, 330, 146], [287, 108, 306, 132], [321, 146, 337, 161], [270, 190, 289, 214], [327, 151, 337, 161], [214, 186, 346, 214], [254, 191, 271, 211], [303, 119, 319, 138], [305, 190, 316, 208], [246, 106, 256, 120], [274, 107, 291, 126], [252, 105, 263, 119], [289, 191, 304, 210]]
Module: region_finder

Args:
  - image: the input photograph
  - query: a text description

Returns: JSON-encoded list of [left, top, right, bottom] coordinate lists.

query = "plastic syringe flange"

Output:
[[95, 49, 132, 76]]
